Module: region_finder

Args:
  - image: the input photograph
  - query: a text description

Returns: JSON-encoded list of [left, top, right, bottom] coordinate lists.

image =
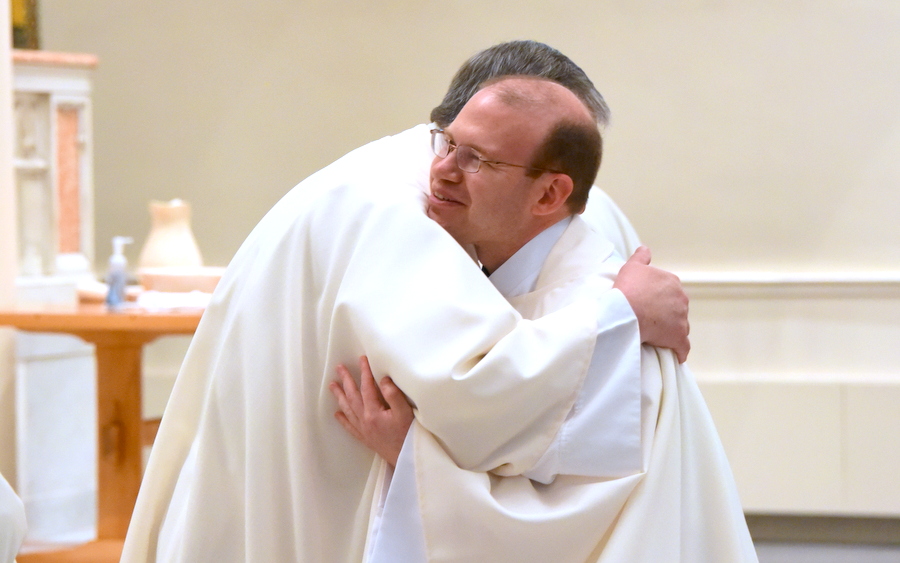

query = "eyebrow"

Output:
[[443, 128, 490, 159]]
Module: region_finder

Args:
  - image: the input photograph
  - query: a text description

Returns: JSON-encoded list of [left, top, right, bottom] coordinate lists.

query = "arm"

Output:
[[333, 249, 659, 476], [334, 296, 644, 482], [333, 245, 683, 477], [333, 291, 642, 481], [582, 185, 688, 358]]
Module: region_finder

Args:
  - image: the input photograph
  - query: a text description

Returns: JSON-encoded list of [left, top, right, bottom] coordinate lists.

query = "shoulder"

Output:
[[537, 216, 621, 288], [509, 217, 623, 317]]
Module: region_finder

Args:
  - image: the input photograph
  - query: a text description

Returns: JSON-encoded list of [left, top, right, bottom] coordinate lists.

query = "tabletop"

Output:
[[0, 303, 203, 335]]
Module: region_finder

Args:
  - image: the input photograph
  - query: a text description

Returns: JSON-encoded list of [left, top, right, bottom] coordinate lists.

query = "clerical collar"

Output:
[[486, 217, 572, 299]]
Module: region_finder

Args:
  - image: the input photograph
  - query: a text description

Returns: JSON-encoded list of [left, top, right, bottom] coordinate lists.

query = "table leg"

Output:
[[92, 339, 145, 540]]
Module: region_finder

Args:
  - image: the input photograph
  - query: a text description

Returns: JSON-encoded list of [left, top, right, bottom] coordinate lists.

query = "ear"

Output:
[[532, 173, 574, 217]]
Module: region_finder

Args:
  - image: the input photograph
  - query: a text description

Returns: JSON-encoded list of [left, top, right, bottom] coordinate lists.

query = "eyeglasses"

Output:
[[430, 129, 559, 175]]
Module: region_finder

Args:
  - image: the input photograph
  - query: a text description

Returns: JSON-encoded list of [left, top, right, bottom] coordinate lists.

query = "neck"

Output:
[[475, 244, 518, 275], [476, 214, 569, 273]]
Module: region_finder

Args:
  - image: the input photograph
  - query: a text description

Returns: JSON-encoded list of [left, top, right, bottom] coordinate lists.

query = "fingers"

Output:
[[380, 376, 413, 416], [675, 338, 691, 363], [335, 363, 363, 414], [333, 410, 365, 442], [358, 356, 385, 409], [627, 245, 651, 265], [329, 377, 360, 428], [332, 357, 409, 425]]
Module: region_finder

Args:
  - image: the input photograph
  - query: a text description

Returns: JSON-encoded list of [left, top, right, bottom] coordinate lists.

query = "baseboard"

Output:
[[746, 514, 900, 545]]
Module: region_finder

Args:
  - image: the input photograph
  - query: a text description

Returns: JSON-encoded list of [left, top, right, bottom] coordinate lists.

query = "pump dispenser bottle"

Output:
[[106, 236, 134, 308]]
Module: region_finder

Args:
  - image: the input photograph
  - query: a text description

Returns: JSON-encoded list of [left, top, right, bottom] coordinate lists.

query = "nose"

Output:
[[430, 150, 462, 182]]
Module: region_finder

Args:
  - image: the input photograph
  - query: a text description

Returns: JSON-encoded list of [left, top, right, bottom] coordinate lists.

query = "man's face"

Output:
[[426, 89, 553, 257]]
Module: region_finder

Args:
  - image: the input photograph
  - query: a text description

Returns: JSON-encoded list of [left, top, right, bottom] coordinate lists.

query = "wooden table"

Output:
[[0, 303, 203, 554]]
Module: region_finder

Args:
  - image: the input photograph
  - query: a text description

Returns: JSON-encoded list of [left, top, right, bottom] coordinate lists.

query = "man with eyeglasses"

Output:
[[331, 76, 755, 562], [122, 42, 750, 562]]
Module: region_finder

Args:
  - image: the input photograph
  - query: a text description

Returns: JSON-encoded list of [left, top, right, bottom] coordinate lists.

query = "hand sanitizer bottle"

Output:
[[105, 236, 134, 309]]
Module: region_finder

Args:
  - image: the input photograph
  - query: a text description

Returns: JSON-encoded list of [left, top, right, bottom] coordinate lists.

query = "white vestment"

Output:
[[368, 216, 646, 562], [0, 471, 26, 563], [372, 217, 758, 562], [121, 125, 643, 562]]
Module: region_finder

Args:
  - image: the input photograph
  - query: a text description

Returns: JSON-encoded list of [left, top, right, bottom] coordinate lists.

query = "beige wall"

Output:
[[37, 1, 900, 273], [31, 1, 900, 516], [1, 0, 19, 482]]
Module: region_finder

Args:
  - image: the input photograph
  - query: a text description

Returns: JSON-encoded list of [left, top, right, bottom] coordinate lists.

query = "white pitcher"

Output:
[[137, 198, 203, 269]]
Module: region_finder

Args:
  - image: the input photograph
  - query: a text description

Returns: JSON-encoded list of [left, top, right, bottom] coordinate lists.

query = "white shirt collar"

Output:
[[487, 217, 572, 298]]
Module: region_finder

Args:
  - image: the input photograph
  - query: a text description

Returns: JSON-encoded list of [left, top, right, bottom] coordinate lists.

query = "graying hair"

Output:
[[430, 40, 610, 128]]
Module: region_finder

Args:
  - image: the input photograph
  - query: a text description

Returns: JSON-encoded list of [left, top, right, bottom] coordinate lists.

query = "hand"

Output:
[[328, 356, 414, 467], [613, 246, 690, 363]]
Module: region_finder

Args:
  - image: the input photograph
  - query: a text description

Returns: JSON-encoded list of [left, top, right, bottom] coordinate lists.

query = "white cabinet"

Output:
[[12, 50, 99, 544]]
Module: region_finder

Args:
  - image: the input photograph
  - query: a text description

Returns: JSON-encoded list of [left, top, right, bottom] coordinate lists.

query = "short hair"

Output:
[[528, 121, 602, 214], [430, 40, 610, 129]]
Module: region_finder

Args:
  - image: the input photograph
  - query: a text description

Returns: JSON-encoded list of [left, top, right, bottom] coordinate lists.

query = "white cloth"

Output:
[[121, 125, 637, 562], [0, 471, 26, 563], [368, 216, 644, 561], [494, 217, 642, 483], [388, 216, 757, 562], [581, 188, 641, 259]]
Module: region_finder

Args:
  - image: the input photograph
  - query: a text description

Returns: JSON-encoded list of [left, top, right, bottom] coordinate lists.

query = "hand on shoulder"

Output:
[[614, 246, 690, 362]]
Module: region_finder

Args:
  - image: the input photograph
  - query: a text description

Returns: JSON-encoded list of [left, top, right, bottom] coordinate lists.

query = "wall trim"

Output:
[[679, 271, 900, 298], [746, 514, 900, 544]]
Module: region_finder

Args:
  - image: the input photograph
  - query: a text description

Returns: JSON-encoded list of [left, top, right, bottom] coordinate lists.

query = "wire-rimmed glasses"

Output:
[[430, 129, 559, 174]]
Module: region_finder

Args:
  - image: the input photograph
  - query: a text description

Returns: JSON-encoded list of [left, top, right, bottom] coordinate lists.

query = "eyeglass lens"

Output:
[[431, 130, 482, 173], [431, 130, 448, 158]]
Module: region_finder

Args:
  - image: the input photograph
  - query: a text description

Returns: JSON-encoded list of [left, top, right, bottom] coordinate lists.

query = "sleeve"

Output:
[[358, 286, 602, 476], [367, 430, 427, 563], [525, 289, 644, 483]]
